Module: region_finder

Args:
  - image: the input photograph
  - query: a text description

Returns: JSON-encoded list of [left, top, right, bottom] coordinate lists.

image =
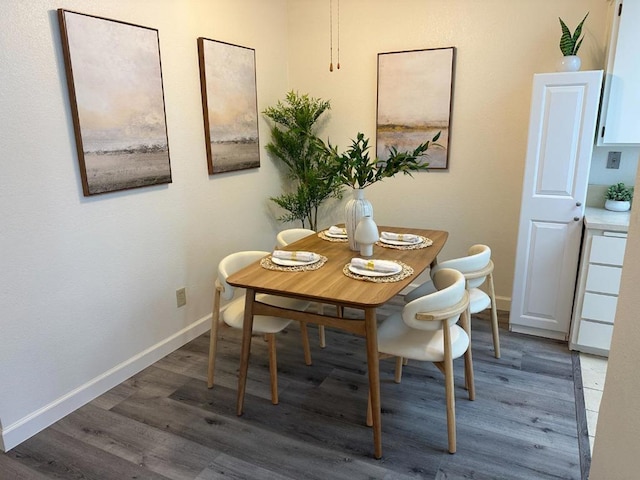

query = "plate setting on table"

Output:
[[261, 250, 327, 271], [377, 231, 433, 249], [271, 254, 320, 266], [348, 259, 403, 277], [319, 225, 349, 241], [344, 257, 413, 282]]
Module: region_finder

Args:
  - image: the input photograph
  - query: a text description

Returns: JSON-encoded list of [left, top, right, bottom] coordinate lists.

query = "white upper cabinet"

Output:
[[597, 0, 640, 146]]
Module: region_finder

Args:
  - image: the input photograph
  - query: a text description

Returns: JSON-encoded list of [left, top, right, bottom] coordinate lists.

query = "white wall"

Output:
[[285, 0, 611, 306], [0, 0, 289, 450]]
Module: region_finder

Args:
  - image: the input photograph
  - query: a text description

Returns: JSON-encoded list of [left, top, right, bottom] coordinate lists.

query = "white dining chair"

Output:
[[208, 250, 312, 404], [369, 268, 474, 454], [276, 228, 329, 348], [404, 244, 500, 358], [275, 228, 316, 249]]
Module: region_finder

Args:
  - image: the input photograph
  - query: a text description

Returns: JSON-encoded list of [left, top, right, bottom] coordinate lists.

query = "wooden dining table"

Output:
[[226, 226, 448, 459]]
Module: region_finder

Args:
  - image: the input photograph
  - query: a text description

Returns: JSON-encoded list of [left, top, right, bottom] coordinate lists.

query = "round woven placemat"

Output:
[[376, 236, 433, 250], [260, 255, 328, 272], [318, 230, 348, 242], [342, 261, 414, 283]]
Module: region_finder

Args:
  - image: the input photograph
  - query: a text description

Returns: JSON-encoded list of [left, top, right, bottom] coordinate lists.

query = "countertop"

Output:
[[584, 207, 631, 231]]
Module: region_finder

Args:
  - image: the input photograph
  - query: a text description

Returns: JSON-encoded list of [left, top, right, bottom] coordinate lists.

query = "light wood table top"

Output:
[[227, 226, 448, 459], [228, 226, 448, 308]]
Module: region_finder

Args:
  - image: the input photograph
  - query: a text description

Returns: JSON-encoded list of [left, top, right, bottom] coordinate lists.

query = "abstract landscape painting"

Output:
[[58, 10, 171, 196], [198, 38, 260, 175], [376, 47, 455, 169]]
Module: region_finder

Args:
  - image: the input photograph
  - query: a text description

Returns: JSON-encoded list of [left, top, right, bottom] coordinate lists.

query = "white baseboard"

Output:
[[0, 314, 212, 452]]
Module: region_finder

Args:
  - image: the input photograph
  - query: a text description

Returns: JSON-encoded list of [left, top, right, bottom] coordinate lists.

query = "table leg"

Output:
[[364, 307, 382, 459], [236, 288, 256, 416]]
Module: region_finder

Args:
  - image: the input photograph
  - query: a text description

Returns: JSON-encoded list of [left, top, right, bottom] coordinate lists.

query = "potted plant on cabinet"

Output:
[[557, 12, 588, 72], [605, 182, 633, 211], [325, 131, 440, 250], [263, 91, 343, 231]]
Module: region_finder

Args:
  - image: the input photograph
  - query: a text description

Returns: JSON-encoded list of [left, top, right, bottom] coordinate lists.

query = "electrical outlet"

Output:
[[176, 287, 187, 307], [607, 151, 621, 169]]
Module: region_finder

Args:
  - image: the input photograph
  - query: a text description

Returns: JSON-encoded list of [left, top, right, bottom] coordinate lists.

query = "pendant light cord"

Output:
[[329, 0, 340, 72], [336, 0, 340, 69], [329, 0, 333, 72]]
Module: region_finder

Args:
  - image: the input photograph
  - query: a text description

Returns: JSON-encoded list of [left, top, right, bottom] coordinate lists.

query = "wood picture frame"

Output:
[[376, 47, 455, 170], [197, 38, 260, 175], [58, 9, 171, 196]]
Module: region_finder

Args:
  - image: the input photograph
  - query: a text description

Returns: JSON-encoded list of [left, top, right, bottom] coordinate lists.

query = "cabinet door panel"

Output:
[[582, 292, 618, 324], [510, 71, 603, 336], [586, 264, 622, 294], [590, 235, 627, 265]]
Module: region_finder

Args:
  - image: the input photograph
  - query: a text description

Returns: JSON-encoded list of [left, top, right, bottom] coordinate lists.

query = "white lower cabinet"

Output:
[[569, 226, 628, 356]]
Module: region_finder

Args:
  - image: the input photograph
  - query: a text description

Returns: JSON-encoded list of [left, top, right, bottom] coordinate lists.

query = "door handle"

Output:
[[574, 217, 580, 221], [576, 202, 582, 207]]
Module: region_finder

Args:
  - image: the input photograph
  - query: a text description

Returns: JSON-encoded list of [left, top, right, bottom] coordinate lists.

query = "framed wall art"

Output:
[[197, 38, 260, 175], [58, 9, 171, 196], [376, 47, 455, 169]]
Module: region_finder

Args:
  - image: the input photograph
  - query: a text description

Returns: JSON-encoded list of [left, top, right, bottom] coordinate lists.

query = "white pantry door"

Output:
[[510, 70, 603, 339]]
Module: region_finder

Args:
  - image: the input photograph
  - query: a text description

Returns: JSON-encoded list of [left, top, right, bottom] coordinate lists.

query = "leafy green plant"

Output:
[[326, 132, 440, 190], [605, 182, 634, 202], [263, 91, 343, 231], [559, 12, 588, 56]]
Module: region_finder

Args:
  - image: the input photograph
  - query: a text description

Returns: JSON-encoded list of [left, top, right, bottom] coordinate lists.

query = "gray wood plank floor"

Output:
[[1, 298, 588, 479]]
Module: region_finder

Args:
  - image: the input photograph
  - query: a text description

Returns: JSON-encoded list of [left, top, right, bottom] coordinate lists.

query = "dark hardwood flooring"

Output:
[[1, 298, 588, 479]]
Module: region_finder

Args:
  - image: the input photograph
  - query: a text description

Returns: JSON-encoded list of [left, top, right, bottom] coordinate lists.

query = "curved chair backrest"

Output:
[[276, 228, 316, 248], [432, 244, 491, 289], [403, 268, 466, 331], [218, 251, 268, 301]]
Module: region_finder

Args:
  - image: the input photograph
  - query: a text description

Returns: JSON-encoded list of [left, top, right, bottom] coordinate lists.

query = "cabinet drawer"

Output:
[[581, 292, 618, 324], [577, 321, 613, 351], [586, 264, 622, 294], [590, 235, 627, 266]]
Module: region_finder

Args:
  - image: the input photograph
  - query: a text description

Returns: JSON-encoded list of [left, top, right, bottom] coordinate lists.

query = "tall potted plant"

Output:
[[326, 131, 440, 250], [263, 91, 343, 231]]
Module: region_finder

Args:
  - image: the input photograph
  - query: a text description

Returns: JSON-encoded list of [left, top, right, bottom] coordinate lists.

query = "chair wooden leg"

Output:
[[207, 287, 222, 388], [394, 357, 403, 383], [317, 304, 326, 348], [488, 272, 501, 358], [443, 323, 456, 454], [461, 310, 475, 401], [299, 321, 312, 365], [267, 333, 278, 405], [366, 391, 373, 427]]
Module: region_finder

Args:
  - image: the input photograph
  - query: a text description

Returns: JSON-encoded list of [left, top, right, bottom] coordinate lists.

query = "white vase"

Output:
[[556, 55, 581, 72], [344, 188, 373, 251], [604, 199, 631, 212], [354, 215, 379, 257]]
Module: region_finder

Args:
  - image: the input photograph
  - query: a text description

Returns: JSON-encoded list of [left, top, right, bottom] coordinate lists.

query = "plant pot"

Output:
[[344, 189, 373, 251], [556, 55, 581, 72], [604, 199, 631, 212]]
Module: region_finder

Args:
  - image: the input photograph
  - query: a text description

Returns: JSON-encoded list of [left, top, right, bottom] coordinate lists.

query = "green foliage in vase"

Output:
[[263, 91, 343, 231], [559, 12, 588, 56], [605, 182, 634, 202], [326, 131, 441, 190]]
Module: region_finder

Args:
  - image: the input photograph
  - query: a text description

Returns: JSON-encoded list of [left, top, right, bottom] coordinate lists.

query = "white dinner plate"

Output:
[[271, 255, 320, 267], [380, 237, 423, 246], [348, 264, 402, 277], [326, 231, 348, 239]]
